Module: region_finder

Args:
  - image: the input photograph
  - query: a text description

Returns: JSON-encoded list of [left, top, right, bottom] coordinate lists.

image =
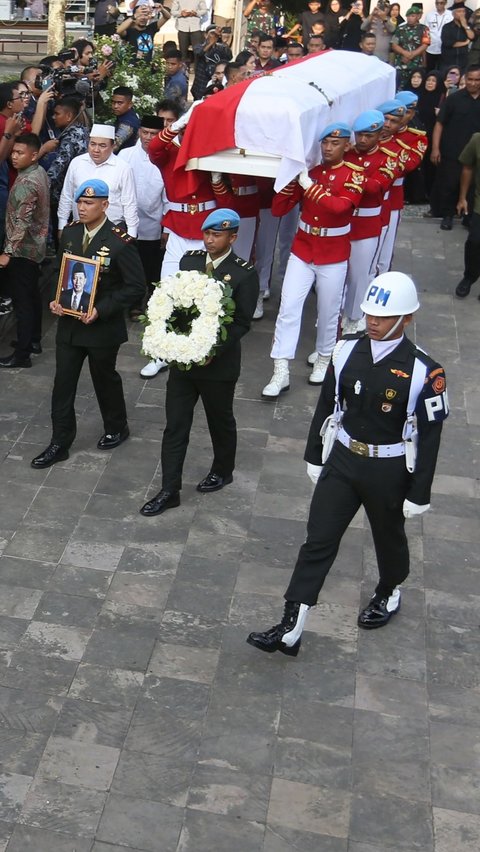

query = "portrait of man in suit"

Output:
[[60, 260, 93, 313]]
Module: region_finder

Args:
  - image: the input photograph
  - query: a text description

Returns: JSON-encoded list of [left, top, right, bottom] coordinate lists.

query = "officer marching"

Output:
[[31, 179, 145, 469], [247, 272, 448, 657]]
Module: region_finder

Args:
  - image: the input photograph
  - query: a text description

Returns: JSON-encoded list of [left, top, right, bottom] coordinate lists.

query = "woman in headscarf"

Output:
[[323, 0, 344, 48], [418, 70, 446, 206]]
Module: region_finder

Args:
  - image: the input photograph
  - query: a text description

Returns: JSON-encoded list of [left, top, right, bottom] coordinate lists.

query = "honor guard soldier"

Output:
[[373, 99, 426, 275], [31, 179, 146, 469], [139, 208, 259, 517], [247, 272, 448, 657], [262, 122, 366, 399], [144, 102, 217, 378], [343, 110, 402, 334]]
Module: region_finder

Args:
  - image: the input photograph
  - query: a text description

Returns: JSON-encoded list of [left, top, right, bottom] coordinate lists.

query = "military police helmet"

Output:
[[360, 272, 420, 316]]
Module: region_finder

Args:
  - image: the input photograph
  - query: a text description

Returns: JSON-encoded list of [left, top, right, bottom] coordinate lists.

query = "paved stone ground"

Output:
[[0, 214, 478, 851]]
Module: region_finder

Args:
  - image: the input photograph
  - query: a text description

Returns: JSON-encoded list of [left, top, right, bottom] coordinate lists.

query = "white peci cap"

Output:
[[90, 124, 115, 140]]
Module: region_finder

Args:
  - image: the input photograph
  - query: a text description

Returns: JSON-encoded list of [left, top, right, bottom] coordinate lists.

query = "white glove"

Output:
[[297, 168, 314, 191], [211, 171, 222, 183], [307, 463, 322, 485], [403, 499, 430, 519], [170, 100, 202, 133]]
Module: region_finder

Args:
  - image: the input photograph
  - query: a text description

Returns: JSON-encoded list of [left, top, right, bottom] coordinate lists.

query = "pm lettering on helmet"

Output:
[[366, 285, 391, 306]]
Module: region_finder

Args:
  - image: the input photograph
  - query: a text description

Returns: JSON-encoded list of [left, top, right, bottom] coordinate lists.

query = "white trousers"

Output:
[[234, 217, 257, 262], [255, 207, 279, 292], [271, 253, 348, 360], [161, 232, 205, 278], [277, 204, 300, 281], [344, 236, 379, 321], [375, 209, 400, 275]]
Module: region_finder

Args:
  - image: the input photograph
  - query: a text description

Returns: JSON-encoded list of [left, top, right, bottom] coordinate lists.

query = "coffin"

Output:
[[179, 51, 396, 190]]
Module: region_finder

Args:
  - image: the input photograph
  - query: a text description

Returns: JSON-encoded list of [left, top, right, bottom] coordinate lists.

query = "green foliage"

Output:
[[93, 33, 165, 119]]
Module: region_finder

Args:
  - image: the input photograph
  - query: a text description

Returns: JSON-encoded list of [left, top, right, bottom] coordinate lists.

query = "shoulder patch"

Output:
[[112, 226, 133, 243]]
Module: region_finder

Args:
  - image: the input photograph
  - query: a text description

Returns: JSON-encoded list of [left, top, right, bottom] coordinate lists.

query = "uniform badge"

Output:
[[354, 380, 362, 395], [329, 174, 335, 181], [418, 141, 427, 154], [351, 172, 363, 185], [385, 388, 397, 400], [432, 375, 445, 394], [390, 369, 409, 378], [84, 186, 95, 196], [382, 403, 392, 413], [223, 274, 232, 282]]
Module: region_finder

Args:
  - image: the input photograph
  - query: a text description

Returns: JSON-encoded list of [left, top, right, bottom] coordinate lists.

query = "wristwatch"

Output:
[[3, 132, 12, 140]]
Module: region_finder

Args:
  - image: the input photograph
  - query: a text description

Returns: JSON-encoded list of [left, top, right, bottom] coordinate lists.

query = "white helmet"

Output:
[[360, 272, 420, 317]]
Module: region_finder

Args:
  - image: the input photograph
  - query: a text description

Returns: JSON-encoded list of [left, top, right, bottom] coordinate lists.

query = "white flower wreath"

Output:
[[141, 270, 235, 369]]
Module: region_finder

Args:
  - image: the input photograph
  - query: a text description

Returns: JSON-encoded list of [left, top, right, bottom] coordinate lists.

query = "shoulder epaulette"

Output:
[[344, 161, 364, 172], [66, 220, 80, 227], [234, 256, 253, 269], [112, 225, 133, 243], [185, 249, 206, 256], [408, 127, 427, 137]]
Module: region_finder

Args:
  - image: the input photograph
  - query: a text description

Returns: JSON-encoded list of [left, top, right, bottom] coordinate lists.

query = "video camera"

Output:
[[35, 58, 98, 98]]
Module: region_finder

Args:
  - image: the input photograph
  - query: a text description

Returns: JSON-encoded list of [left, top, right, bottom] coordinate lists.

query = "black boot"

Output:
[[246, 601, 310, 657]]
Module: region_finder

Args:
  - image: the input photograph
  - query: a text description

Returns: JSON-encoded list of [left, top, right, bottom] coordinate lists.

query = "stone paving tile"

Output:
[[6, 824, 93, 851], [433, 808, 480, 852], [96, 793, 183, 852], [68, 663, 144, 708], [268, 777, 351, 838], [18, 778, 107, 837], [177, 809, 264, 852], [35, 735, 119, 791]]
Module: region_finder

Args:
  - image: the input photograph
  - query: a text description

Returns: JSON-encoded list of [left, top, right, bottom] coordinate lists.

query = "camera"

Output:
[[35, 65, 90, 97]]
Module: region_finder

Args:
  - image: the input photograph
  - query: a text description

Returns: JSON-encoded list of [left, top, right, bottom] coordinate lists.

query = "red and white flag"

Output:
[[176, 51, 395, 194]]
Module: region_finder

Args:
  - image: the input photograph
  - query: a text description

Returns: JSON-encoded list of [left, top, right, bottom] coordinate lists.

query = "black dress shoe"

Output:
[[440, 216, 453, 231], [196, 472, 233, 493], [10, 340, 42, 354], [31, 443, 69, 469], [0, 353, 32, 368], [246, 601, 310, 657], [455, 278, 472, 298], [97, 426, 130, 450], [357, 589, 401, 630], [140, 489, 180, 517]]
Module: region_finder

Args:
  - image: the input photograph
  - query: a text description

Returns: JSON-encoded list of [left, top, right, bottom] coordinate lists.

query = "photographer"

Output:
[[117, 3, 171, 63], [340, 1, 366, 52], [361, 2, 395, 62], [190, 24, 232, 100]]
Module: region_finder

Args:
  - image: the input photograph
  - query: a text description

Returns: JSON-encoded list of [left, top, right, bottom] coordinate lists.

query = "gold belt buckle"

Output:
[[188, 204, 198, 215], [349, 439, 369, 457], [310, 226, 320, 236]]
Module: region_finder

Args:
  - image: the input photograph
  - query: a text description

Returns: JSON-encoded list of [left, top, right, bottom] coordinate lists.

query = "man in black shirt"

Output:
[[440, 1, 474, 70], [430, 64, 480, 228]]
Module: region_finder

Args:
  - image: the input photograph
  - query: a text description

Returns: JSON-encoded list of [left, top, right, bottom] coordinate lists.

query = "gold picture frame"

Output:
[[56, 253, 101, 318]]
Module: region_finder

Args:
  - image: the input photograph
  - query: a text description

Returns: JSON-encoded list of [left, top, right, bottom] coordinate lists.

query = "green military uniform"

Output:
[[50, 218, 145, 448], [161, 249, 259, 492]]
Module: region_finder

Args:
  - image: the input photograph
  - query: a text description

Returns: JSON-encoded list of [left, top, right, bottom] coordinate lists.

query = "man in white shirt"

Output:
[[118, 114, 168, 321], [424, 0, 453, 70], [58, 124, 139, 238]]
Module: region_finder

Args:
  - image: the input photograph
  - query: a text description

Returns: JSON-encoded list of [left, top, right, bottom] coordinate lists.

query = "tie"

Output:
[[72, 295, 79, 311], [82, 231, 91, 254], [205, 261, 214, 277]]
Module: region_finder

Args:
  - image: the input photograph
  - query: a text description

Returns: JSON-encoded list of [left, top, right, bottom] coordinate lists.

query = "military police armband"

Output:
[[422, 368, 449, 423]]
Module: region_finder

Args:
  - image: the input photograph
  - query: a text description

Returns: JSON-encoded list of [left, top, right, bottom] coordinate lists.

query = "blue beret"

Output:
[[74, 179, 110, 202], [319, 122, 352, 141], [376, 99, 406, 117], [352, 110, 385, 133], [396, 90, 419, 108], [201, 208, 240, 231]]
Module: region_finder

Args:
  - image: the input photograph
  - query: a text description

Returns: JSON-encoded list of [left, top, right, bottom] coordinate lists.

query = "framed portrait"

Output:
[[55, 254, 101, 318]]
